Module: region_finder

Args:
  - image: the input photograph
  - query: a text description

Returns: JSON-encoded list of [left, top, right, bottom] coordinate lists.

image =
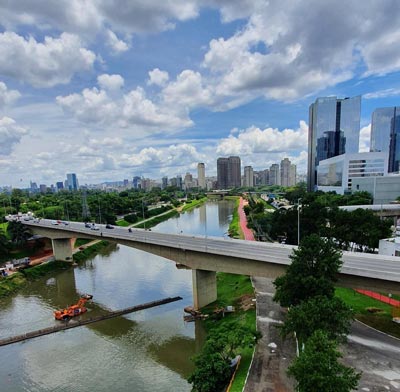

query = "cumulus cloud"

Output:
[[359, 124, 371, 153], [0, 32, 96, 87], [0, 116, 28, 155], [0, 81, 20, 109], [97, 74, 124, 91], [147, 68, 169, 87], [216, 121, 308, 156], [105, 29, 129, 53]]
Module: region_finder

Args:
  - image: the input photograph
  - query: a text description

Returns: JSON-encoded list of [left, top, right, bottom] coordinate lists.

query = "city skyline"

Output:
[[1, 2, 400, 187]]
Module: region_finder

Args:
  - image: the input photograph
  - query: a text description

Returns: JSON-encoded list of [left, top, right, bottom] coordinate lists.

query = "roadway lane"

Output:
[[15, 218, 400, 286]]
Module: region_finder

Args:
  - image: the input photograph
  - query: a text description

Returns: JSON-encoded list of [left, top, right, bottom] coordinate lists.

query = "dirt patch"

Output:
[[239, 293, 256, 311]]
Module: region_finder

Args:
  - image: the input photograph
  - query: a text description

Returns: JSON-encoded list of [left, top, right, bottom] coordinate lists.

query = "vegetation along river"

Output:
[[0, 199, 236, 392]]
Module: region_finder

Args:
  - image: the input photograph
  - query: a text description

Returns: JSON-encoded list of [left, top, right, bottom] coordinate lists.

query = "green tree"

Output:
[[281, 296, 353, 347], [288, 330, 361, 392], [273, 234, 342, 307], [0, 228, 9, 256], [7, 221, 31, 245]]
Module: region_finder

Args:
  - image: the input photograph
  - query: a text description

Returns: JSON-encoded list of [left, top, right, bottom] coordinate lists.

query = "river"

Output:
[[0, 199, 236, 392]]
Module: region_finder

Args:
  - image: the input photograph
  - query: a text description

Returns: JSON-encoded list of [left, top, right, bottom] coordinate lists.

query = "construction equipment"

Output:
[[54, 294, 93, 321]]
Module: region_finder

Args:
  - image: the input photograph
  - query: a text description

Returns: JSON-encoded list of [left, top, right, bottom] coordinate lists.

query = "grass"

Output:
[[134, 210, 179, 229], [180, 197, 207, 213], [0, 222, 9, 237], [73, 240, 110, 262], [335, 287, 400, 339], [228, 197, 244, 239], [74, 238, 92, 248], [200, 273, 257, 392], [116, 219, 130, 227]]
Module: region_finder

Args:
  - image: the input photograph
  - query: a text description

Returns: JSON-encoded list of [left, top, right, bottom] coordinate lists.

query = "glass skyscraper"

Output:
[[370, 107, 400, 173], [307, 96, 361, 191]]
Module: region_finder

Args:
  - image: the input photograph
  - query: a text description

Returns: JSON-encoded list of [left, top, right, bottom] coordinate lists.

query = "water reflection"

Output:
[[0, 200, 235, 391]]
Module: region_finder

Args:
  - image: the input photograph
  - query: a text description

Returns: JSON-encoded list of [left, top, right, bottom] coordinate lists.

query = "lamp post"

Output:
[[297, 198, 302, 246], [142, 197, 146, 230]]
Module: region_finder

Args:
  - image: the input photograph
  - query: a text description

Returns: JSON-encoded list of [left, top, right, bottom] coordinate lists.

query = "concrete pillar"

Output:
[[192, 269, 217, 309], [51, 238, 73, 262]]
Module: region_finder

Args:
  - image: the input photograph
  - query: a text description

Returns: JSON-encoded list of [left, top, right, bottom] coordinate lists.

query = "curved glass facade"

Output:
[[308, 96, 361, 191], [371, 107, 400, 172]]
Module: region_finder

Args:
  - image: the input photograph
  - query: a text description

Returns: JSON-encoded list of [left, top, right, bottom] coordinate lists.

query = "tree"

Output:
[[280, 296, 354, 347], [274, 234, 342, 307], [7, 221, 31, 245], [0, 228, 9, 256], [288, 330, 361, 392]]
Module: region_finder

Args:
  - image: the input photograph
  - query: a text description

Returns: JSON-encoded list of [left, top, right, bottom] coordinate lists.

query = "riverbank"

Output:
[[227, 197, 244, 239], [180, 197, 207, 213]]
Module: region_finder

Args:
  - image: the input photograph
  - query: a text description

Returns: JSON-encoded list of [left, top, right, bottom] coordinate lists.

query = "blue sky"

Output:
[[1, 1, 400, 187]]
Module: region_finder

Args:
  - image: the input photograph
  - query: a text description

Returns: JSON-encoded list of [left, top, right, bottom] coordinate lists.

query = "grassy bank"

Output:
[[74, 238, 92, 248], [201, 273, 257, 392], [336, 287, 400, 339], [116, 219, 130, 227], [181, 197, 207, 213], [73, 240, 110, 262], [0, 222, 9, 237], [228, 197, 243, 239], [134, 210, 179, 229], [0, 260, 71, 298]]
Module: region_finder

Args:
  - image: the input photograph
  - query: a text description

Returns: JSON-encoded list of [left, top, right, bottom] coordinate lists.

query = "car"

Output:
[[105, 224, 114, 229], [84, 223, 91, 228], [61, 221, 69, 225], [91, 225, 100, 231], [51, 220, 59, 225]]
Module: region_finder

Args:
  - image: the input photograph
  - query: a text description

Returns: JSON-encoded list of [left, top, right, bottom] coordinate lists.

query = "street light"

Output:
[[142, 197, 146, 230], [297, 198, 302, 246]]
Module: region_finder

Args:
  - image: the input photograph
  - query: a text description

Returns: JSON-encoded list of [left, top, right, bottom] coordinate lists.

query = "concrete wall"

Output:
[[51, 238, 73, 261]]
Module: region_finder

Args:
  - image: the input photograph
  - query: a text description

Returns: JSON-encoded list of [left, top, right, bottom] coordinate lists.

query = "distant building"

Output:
[[66, 173, 79, 191], [39, 184, 47, 194], [184, 172, 193, 190], [217, 156, 241, 189], [269, 164, 280, 185], [56, 181, 64, 191], [176, 175, 183, 190], [317, 152, 387, 194], [123, 179, 129, 187], [370, 106, 400, 173], [162, 176, 168, 189], [30, 181, 38, 193], [197, 163, 206, 189], [132, 176, 141, 189], [308, 96, 361, 191], [244, 166, 254, 187], [290, 164, 297, 186], [352, 175, 400, 204]]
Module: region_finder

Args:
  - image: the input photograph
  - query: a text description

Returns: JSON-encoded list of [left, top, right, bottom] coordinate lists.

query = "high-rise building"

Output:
[[197, 163, 206, 189], [56, 181, 64, 191], [307, 96, 361, 191], [66, 173, 79, 191], [269, 164, 280, 185], [244, 166, 254, 187], [39, 184, 47, 194], [280, 158, 291, 187], [132, 176, 141, 189], [162, 176, 168, 189], [184, 172, 193, 190], [290, 164, 297, 186], [176, 175, 182, 190], [30, 181, 38, 193], [370, 107, 400, 173], [217, 156, 241, 189]]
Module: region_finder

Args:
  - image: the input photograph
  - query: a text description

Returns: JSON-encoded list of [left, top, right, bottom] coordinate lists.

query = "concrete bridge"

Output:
[[19, 219, 400, 309]]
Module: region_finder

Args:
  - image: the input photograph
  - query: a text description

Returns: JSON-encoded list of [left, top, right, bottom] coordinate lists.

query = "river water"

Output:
[[0, 200, 235, 392]]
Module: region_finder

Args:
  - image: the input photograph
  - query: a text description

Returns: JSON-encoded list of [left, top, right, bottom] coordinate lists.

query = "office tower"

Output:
[[228, 156, 241, 188], [217, 157, 229, 189], [162, 176, 168, 189], [217, 156, 241, 189], [290, 164, 297, 186], [132, 176, 141, 189], [184, 172, 193, 190], [39, 184, 47, 194], [123, 179, 129, 187], [56, 181, 64, 191], [30, 181, 38, 193], [370, 107, 400, 172], [307, 96, 361, 191], [176, 175, 182, 190], [197, 163, 206, 189], [244, 166, 254, 187], [280, 158, 292, 187], [66, 173, 79, 191], [269, 164, 280, 185]]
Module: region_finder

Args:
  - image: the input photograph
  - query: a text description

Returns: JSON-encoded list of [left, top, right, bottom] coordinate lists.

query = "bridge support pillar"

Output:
[[51, 238, 73, 262], [192, 269, 217, 310]]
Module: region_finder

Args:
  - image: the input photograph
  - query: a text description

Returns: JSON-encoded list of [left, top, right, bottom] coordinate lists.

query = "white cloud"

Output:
[[364, 88, 400, 100], [0, 82, 20, 109], [97, 74, 124, 91], [359, 124, 371, 153], [0, 116, 28, 155], [105, 29, 129, 53], [147, 68, 169, 87], [216, 121, 308, 155], [0, 32, 96, 87]]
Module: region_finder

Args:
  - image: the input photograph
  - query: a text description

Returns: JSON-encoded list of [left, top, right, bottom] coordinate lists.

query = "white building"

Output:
[[244, 166, 254, 187], [316, 152, 388, 194], [197, 163, 206, 189]]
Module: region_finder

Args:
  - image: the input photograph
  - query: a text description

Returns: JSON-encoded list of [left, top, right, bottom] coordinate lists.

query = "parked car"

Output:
[[84, 223, 91, 228], [51, 220, 59, 225], [105, 224, 114, 229]]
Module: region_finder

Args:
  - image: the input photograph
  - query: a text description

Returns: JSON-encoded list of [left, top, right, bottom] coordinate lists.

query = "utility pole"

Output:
[[297, 198, 302, 246]]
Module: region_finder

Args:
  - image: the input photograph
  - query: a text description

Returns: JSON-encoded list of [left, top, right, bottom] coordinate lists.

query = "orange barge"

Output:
[[54, 294, 93, 321]]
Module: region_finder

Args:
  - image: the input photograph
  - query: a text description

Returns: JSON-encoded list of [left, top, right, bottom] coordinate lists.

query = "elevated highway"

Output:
[[18, 218, 400, 308]]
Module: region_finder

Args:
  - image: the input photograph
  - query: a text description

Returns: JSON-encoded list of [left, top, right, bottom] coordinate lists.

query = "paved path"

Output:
[[239, 197, 255, 241]]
